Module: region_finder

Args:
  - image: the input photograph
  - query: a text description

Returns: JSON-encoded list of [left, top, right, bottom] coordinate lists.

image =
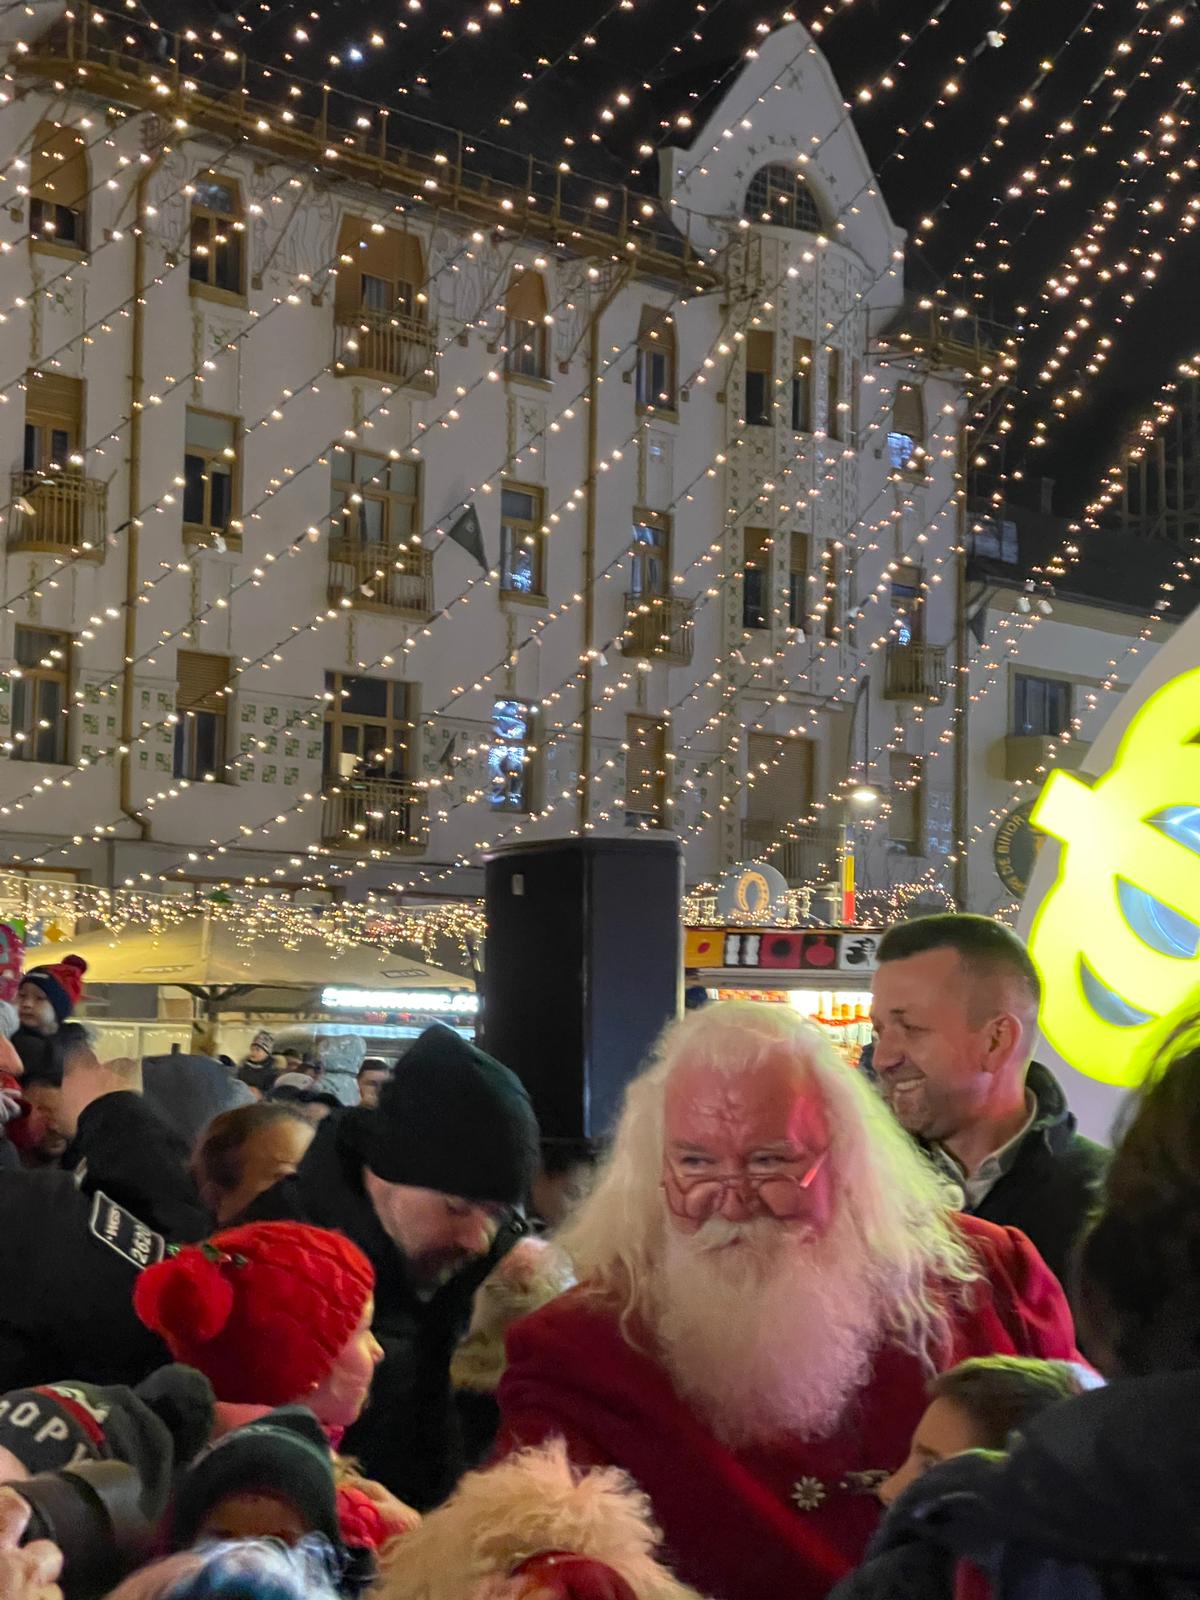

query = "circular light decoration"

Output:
[[1020, 606, 1200, 1093]]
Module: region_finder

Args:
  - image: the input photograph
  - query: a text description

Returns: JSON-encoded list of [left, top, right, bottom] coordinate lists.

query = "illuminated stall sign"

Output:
[[684, 928, 881, 973], [321, 986, 480, 1017], [1028, 665, 1200, 1088]]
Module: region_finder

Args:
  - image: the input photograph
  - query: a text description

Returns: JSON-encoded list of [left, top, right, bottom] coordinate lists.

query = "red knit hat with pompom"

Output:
[[133, 1222, 374, 1406]]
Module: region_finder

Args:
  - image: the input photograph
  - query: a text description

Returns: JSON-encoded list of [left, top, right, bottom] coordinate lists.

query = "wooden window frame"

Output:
[[489, 696, 535, 813], [788, 531, 808, 631], [624, 713, 668, 828], [174, 651, 232, 783], [188, 175, 246, 302], [29, 121, 88, 256], [503, 271, 551, 383], [745, 330, 774, 427], [322, 672, 415, 780], [329, 448, 421, 546], [889, 752, 925, 855], [630, 507, 672, 599], [23, 372, 82, 471], [499, 481, 547, 601], [9, 625, 71, 765], [822, 542, 843, 641], [742, 526, 771, 631], [182, 407, 241, 549], [635, 308, 677, 416], [826, 347, 843, 441], [791, 337, 813, 434]]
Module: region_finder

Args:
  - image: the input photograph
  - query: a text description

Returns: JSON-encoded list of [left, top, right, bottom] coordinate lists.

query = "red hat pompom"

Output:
[[134, 1247, 236, 1347], [61, 955, 87, 974]]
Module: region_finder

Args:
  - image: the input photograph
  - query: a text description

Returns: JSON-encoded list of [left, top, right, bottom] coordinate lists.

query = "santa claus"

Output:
[[496, 1001, 1079, 1600]]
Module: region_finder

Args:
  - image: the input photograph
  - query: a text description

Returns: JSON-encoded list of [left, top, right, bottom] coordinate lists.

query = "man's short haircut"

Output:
[[877, 914, 1042, 1018], [358, 1057, 390, 1078], [927, 1356, 1082, 1450]]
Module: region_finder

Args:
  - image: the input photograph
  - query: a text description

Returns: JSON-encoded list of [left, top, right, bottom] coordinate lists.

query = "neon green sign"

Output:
[[1028, 666, 1200, 1087]]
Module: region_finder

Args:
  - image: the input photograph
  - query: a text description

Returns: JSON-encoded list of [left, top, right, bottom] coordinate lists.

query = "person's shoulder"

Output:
[[504, 1285, 630, 1365]]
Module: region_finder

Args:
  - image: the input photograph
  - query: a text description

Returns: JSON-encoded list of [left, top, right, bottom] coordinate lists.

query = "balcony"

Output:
[[1003, 733, 1091, 784], [883, 641, 947, 704], [334, 308, 437, 392], [620, 592, 696, 667], [321, 776, 428, 854], [327, 538, 434, 618], [8, 469, 106, 557], [742, 821, 840, 887]]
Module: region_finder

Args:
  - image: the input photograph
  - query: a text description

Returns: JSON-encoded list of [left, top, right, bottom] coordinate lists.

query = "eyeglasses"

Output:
[[661, 1149, 829, 1223]]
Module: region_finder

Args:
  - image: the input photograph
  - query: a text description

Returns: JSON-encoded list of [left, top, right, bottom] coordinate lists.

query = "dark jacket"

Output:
[[947, 1062, 1109, 1284], [237, 1107, 518, 1510], [63, 1090, 213, 1242], [831, 1370, 1200, 1600], [11, 1026, 64, 1086], [0, 1170, 170, 1391]]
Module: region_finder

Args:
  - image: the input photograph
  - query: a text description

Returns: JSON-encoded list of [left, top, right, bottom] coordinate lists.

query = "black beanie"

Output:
[[0, 1365, 214, 1522], [170, 1406, 340, 1551], [366, 1023, 539, 1207]]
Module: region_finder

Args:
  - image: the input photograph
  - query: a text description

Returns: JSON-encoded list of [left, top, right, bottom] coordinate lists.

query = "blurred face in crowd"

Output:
[[17, 982, 56, 1035], [877, 1396, 985, 1508], [357, 1066, 389, 1109], [196, 1492, 311, 1544], [308, 1299, 383, 1429], [871, 947, 1026, 1143], [210, 1114, 314, 1224], [661, 1053, 833, 1244], [246, 1042, 271, 1065], [363, 1172, 502, 1285], [21, 1083, 69, 1163]]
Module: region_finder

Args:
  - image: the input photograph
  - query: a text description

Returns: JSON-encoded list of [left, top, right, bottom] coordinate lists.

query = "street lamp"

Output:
[[839, 784, 882, 923]]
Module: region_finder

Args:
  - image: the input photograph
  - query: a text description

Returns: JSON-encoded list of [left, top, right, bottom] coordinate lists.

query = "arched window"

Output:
[[29, 121, 89, 249], [635, 305, 677, 413], [333, 218, 433, 389], [503, 270, 550, 381], [888, 382, 927, 472], [743, 163, 824, 234], [189, 175, 245, 296]]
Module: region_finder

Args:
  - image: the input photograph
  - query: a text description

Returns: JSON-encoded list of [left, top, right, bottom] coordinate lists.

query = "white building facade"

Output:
[[0, 9, 976, 914]]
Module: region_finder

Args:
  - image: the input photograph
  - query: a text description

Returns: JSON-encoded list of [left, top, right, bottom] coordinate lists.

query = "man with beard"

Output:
[[238, 1022, 539, 1510], [496, 1002, 1078, 1600]]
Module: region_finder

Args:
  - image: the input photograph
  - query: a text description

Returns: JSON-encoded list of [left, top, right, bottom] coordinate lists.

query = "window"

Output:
[[891, 563, 924, 645], [9, 627, 69, 763], [490, 698, 533, 812], [889, 383, 926, 472], [329, 448, 420, 546], [183, 409, 238, 545], [188, 177, 244, 296], [849, 355, 864, 448], [889, 752, 925, 854], [29, 121, 88, 249], [788, 531, 808, 630], [499, 483, 546, 597], [23, 372, 81, 472], [1013, 674, 1071, 738], [335, 217, 425, 322], [630, 509, 670, 598], [743, 163, 825, 233], [174, 651, 230, 782], [742, 527, 770, 631], [745, 330, 774, 427], [323, 672, 414, 780], [625, 714, 667, 827], [822, 543, 842, 641], [791, 337, 813, 433], [635, 307, 677, 413], [503, 270, 550, 381], [826, 347, 842, 441]]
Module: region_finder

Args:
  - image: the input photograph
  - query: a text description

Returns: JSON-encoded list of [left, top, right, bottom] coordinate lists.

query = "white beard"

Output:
[[651, 1208, 886, 1449]]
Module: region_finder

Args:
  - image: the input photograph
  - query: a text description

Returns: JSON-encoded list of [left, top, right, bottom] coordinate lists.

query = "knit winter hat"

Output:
[[133, 1223, 375, 1407], [21, 955, 87, 1022], [367, 1023, 539, 1207], [0, 1366, 214, 1520], [170, 1406, 341, 1551]]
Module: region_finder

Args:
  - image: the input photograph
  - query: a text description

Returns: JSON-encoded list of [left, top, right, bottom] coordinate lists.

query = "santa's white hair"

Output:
[[557, 1001, 978, 1442]]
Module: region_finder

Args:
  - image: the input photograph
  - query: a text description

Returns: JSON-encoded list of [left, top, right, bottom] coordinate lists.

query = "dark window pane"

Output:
[[501, 489, 536, 521], [189, 216, 210, 281], [210, 466, 232, 529], [23, 425, 38, 472], [743, 567, 767, 630], [360, 500, 385, 542], [746, 371, 770, 427], [341, 675, 389, 717], [788, 572, 804, 629], [173, 721, 185, 779], [361, 274, 393, 313], [183, 455, 206, 524], [194, 712, 220, 778]]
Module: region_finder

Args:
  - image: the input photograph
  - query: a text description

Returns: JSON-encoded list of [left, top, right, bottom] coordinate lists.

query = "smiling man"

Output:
[[496, 1002, 1079, 1600], [871, 915, 1108, 1284]]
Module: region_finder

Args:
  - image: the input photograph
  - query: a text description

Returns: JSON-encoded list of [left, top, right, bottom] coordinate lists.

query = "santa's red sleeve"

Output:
[[951, 1214, 1081, 1362]]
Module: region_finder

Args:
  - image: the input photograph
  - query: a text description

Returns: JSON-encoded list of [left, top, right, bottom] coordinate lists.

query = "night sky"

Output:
[[209, 0, 1200, 513]]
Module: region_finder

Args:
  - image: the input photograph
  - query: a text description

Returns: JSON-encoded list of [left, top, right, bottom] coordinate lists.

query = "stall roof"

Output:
[[39, 915, 471, 993]]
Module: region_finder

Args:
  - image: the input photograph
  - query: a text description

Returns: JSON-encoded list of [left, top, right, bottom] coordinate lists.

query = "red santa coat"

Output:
[[496, 1215, 1079, 1600]]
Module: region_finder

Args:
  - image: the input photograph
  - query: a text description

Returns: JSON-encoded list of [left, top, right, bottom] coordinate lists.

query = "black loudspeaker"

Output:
[[482, 835, 683, 1141]]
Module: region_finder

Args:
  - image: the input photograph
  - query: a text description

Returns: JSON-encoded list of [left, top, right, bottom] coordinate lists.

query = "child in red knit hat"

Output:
[[134, 1221, 419, 1551]]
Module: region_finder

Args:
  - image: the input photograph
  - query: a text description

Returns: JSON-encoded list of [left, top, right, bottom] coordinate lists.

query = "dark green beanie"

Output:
[[365, 1024, 538, 1206]]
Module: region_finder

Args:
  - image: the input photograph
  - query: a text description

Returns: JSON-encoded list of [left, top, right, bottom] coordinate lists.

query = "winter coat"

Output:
[[141, 1054, 253, 1145], [936, 1062, 1109, 1284], [0, 1171, 169, 1390], [830, 1369, 1200, 1600], [63, 1090, 213, 1242], [236, 1107, 520, 1510], [11, 1026, 64, 1086]]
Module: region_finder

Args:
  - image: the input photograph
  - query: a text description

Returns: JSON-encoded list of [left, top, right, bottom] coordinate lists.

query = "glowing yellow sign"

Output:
[[1028, 666, 1200, 1087]]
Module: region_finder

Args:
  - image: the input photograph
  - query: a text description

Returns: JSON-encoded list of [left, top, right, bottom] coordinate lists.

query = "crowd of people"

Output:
[[0, 912, 1194, 1600]]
